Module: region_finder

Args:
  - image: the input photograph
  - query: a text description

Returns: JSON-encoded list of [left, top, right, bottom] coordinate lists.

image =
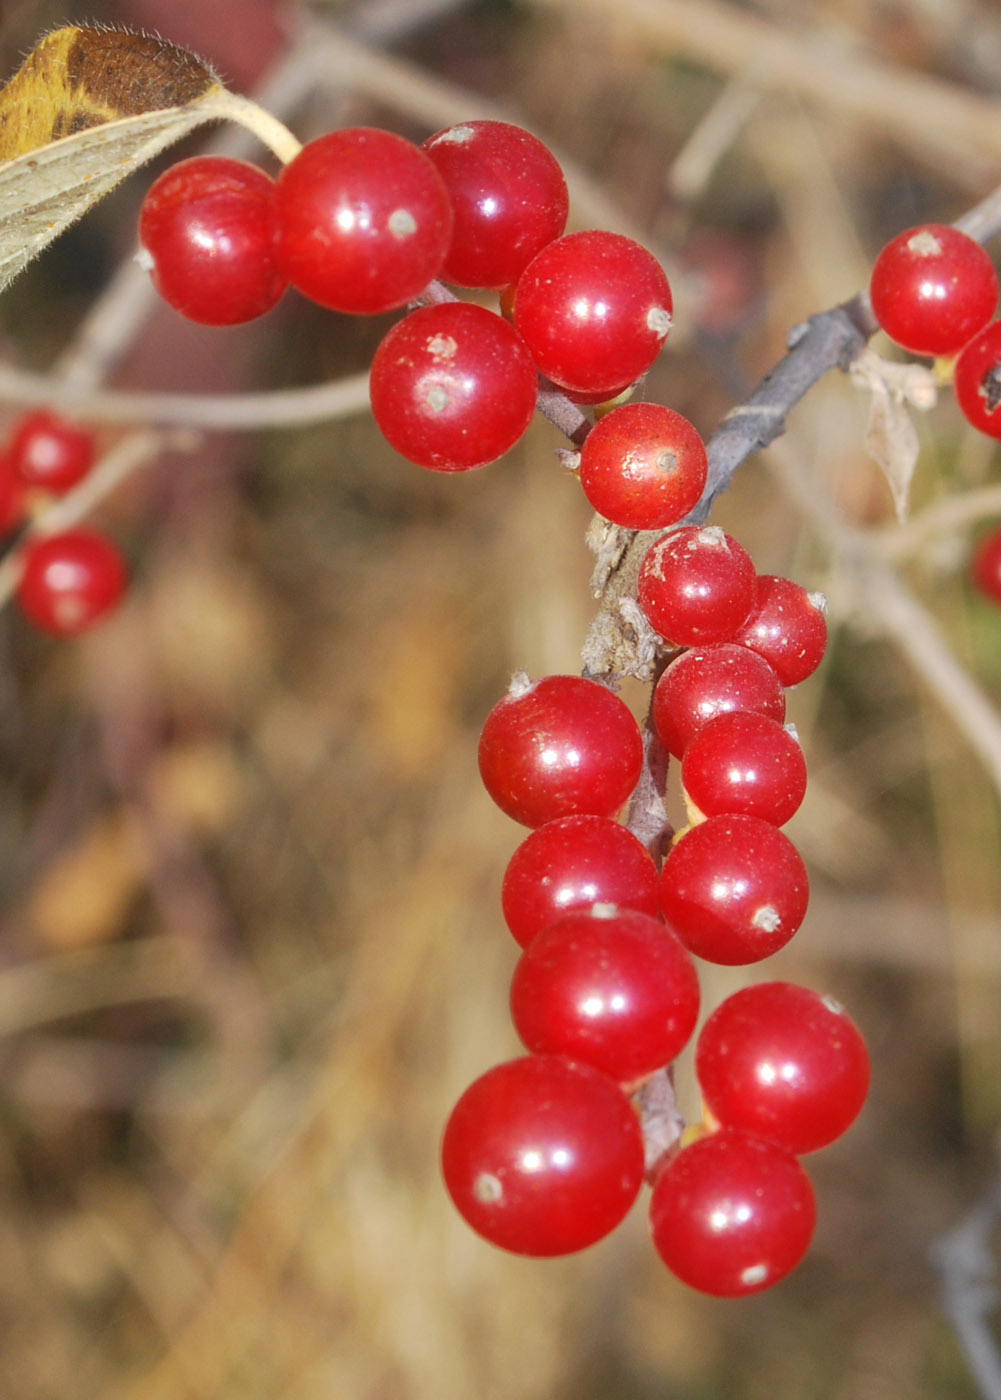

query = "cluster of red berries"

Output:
[[137, 122, 674, 473], [0, 411, 127, 636], [444, 532, 868, 1295], [135, 117, 871, 1294]]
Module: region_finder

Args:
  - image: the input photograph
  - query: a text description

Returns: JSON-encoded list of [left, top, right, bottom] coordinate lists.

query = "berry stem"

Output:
[[198, 91, 304, 165]]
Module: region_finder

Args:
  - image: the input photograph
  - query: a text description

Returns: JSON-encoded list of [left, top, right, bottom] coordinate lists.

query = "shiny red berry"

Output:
[[513, 231, 672, 396], [681, 711, 806, 826], [660, 814, 809, 964], [510, 907, 700, 1083], [577, 403, 707, 530], [869, 223, 997, 356], [17, 529, 127, 635], [138, 156, 286, 325], [638, 525, 757, 647], [954, 320, 1001, 439], [369, 302, 538, 471], [422, 120, 568, 289], [0, 451, 23, 532], [479, 674, 644, 828], [272, 128, 453, 314], [649, 1128, 816, 1296], [695, 982, 870, 1154], [732, 575, 828, 687], [9, 411, 94, 493], [501, 814, 660, 948], [441, 1054, 645, 1256], [652, 643, 785, 759]]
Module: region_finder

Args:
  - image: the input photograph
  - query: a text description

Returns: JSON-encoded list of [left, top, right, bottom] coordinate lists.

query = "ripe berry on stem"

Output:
[[659, 813, 809, 964], [638, 525, 758, 647], [652, 642, 786, 759], [509, 906, 700, 1083], [954, 319, 1001, 439], [369, 302, 538, 471], [478, 673, 644, 828], [272, 128, 453, 314], [732, 575, 828, 687], [576, 402, 707, 530], [649, 1128, 816, 1296], [501, 814, 660, 948], [869, 223, 997, 356], [137, 156, 287, 326], [513, 231, 673, 396], [17, 529, 127, 635], [441, 1054, 645, 1255], [695, 982, 870, 1154], [681, 710, 807, 826], [421, 120, 568, 289], [9, 411, 95, 493]]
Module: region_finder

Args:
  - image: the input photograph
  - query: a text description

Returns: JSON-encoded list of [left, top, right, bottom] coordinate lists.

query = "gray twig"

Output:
[[930, 1173, 1001, 1400]]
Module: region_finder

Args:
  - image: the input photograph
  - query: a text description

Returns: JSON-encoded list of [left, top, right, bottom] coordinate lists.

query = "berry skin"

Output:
[[441, 1054, 645, 1256], [369, 302, 538, 471], [9, 411, 94, 493], [695, 982, 870, 1154], [501, 814, 660, 948], [17, 529, 127, 635], [478, 674, 644, 828], [422, 120, 569, 289], [0, 452, 23, 533], [660, 814, 809, 964], [137, 156, 287, 325], [649, 1128, 816, 1296], [513, 231, 673, 396], [954, 320, 1001, 439], [510, 907, 700, 1083], [681, 711, 807, 826], [732, 575, 828, 687], [972, 527, 1001, 605], [652, 643, 786, 759], [577, 403, 707, 530], [272, 128, 453, 314], [638, 525, 758, 647], [869, 224, 997, 356]]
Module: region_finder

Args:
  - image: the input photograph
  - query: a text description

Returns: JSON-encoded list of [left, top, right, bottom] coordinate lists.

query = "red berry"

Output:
[[479, 674, 644, 828], [0, 450, 25, 532], [17, 529, 127, 635], [638, 525, 757, 647], [138, 156, 286, 325], [513, 231, 672, 396], [369, 302, 538, 471], [681, 711, 806, 826], [502, 814, 660, 948], [9, 411, 94, 493], [869, 223, 997, 356], [441, 1054, 645, 1256], [732, 575, 828, 687], [695, 982, 870, 1154], [510, 907, 700, 1083], [577, 403, 707, 530], [272, 128, 452, 314], [973, 527, 1001, 604], [422, 120, 568, 289], [660, 814, 809, 964], [649, 1128, 816, 1296], [652, 643, 785, 759], [954, 319, 1001, 439]]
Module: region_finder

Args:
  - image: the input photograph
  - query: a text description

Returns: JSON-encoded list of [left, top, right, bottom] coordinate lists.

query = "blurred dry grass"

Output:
[[0, 0, 1000, 1396]]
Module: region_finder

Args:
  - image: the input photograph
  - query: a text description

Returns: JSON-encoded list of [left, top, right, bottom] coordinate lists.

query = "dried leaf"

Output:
[[0, 26, 229, 292], [850, 348, 938, 523]]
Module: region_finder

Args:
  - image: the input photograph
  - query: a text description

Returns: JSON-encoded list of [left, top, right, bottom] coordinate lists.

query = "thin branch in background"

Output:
[[930, 1171, 1001, 1400]]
